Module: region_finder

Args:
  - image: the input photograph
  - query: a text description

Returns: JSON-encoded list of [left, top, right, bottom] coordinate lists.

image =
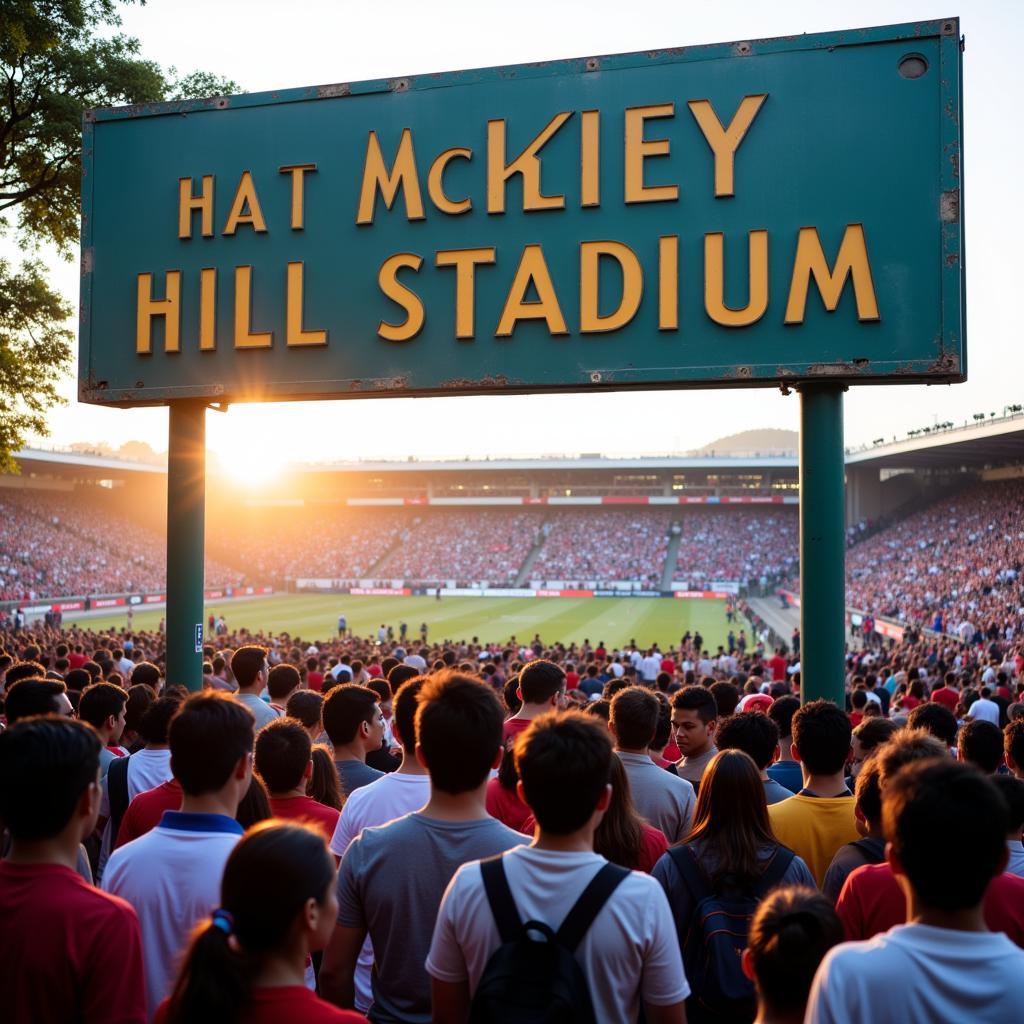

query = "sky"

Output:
[[28, 0, 1023, 467]]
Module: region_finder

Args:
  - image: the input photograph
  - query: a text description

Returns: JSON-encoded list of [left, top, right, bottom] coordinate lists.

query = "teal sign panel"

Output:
[[79, 18, 964, 406]]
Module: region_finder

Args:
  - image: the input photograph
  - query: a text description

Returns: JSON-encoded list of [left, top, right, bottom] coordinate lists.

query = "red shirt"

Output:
[[660, 658, 676, 674], [565, 671, 580, 691], [637, 825, 670, 873], [502, 717, 533, 746], [155, 986, 365, 1023], [836, 862, 1024, 946], [68, 652, 87, 670], [115, 779, 183, 849], [307, 671, 324, 692], [486, 777, 533, 833], [268, 795, 341, 841], [931, 687, 960, 712], [0, 862, 146, 1024], [769, 655, 788, 682]]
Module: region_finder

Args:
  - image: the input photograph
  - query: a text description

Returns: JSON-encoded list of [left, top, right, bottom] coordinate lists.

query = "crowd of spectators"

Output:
[[675, 508, 799, 585]]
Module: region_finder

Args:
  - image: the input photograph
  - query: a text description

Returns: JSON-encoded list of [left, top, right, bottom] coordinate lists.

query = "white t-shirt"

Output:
[[426, 846, 689, 1024], [102, 811, 243, 1019], [970, 698, 1001, 725], [329, 771, 432, 1012], [807, 923, 1024, 1024]]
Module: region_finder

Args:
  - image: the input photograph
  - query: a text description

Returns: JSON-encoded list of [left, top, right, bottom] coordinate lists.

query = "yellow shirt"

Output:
[[768, 793, 858, 887]]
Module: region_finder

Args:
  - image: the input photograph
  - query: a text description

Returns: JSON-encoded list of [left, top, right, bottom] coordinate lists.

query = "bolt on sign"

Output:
[[79, 18, 964, 406]]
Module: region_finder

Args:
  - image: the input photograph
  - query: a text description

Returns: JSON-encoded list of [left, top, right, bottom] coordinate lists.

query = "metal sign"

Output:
[[80, 18, 964, 405]]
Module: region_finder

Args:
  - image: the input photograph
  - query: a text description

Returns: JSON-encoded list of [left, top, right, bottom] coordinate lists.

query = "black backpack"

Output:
[[848, 838, 885, 866], [669, 843, 794, 1022], [107, 753, 132, 843], [469, 855, 629, 1024]]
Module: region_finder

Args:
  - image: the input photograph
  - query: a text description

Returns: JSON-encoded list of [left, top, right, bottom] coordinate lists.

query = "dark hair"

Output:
[[517, 659, 565, 704], [230, 646, 267, 688], [610, 686, 660, 750], [235, 774, 272, 829], [515, 711, 611, 834], [991, 774, 1024, 832], [4, 678, 67, 724], [78, 682, 128, 730], [266, 664, 300, 701], [884, 759, 1008, 911], [671, 685, 718, 724], [308, 744, 343, 810], [602, 677, 630, 700], [322, 684, 379, 746], [791, 700, 851, 776], [164, 823, 335, 1024], [366, 678, 391, 704], [255, 718, 311, 794], [284, 689, 323, 730], [125, 683, 157, 735], [0, 718, 101, 839], [392, 676, 426, 749], [82, 660, 102, 681], [747, 886, 843, 1015], [769, 695, 800, 739], [1006, 719, 1024, 772], [130, 662, 162, 689], [906, 702, 958, 747], [957, 719, 1004, 774], [709, 681, 741, 718], [854, 756, 883, 828], [651, 691, 672, 750], [503, 675, 522, 715], [388, 663, 419, 690], [169, 693, 254, 795], [852, 716, 898, 754], [685, 749, 776, 887], [5, 661, 46, 688], [716, 712, 781, 771], [876, 729, 949, 788], [593, 752, 646, 870], [416, 671, 504, 794]]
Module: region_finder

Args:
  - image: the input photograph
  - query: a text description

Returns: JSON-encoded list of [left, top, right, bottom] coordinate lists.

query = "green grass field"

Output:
[[77, 593, 732, 652]]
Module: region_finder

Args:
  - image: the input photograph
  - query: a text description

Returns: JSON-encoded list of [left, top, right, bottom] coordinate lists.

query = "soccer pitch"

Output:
[[78, 594, 733, 652]]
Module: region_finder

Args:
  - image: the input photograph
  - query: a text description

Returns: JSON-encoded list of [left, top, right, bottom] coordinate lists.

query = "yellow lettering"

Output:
[[223, 172, 267, 235], [286, 262, 327, 346], [278, 164, 317, 230], [378, 253, 424, 341], [427, 148, 472, 215], [704, 230, 769, 327], [624, 104, 678, 204], [496, 244, 567, 336], [136, 272, 180, 353], [487, 113, 572, 214], [199, 268, 216, 351], [785, 224, 880, 323], [579, 241, 643, 333], [658, 235, 679, 331], [436, 247, 496, 339], [178, 176, 213, 239], [234, 266, 272, 348], [581, 110, 600, 207], [688, 95, 767, 197], [357, 129, 425, 225]]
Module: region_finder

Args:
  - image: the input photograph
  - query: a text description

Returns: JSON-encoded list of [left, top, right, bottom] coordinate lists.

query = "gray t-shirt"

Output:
[[233, 692, 280, 731], [763, 777, 793, 806], [617, 751, 696, 843], [336, 812, 525, 1024], [676, 745, 718, 788], [335, 758, 385, 798]]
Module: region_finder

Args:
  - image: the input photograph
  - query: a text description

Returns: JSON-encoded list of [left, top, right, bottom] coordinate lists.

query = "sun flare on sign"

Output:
[[207, 408, 291, 486]]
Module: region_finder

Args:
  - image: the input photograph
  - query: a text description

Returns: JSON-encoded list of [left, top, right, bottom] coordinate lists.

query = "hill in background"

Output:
[[690, 429, 797, 457]]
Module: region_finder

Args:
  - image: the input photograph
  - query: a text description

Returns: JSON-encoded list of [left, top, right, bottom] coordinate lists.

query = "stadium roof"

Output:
[[300, 455, 799, 472], [12, 448, 165, 477]]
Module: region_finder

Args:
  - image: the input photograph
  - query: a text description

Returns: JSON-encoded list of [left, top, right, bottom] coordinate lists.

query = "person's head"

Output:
[[769, 694, 800, 746], [284, 689, 323, 741], [502, 674, 522, 715], [1005, 718, 1024, 778], [130, 661, 162, 692], [853, 756, 884, 836], [743, 886, 844, 1022], [4, 678, 72, 724], [686, 749, 773, 885], [235, 773, 272, 829], [0, 717, 102, 845], [876, 728, 949, 788], [517, 659, 566, 708], [230, 645, 268, 691], [169, 692, 254, 803], [255, 717, 312, 795], [850, 717, 899, 777], [715, 712, 780, 772], [163, 822, 337, 1024], [585, 697, 611, 722], [593, 747, 645, 869], [671, 686, 718, 757], [515, 711, 611, 835], [78, 682, 128, 743], [992, 774, 1024, 840], [321, 684, 384, 755], [267, 664, 301, 704], [791, 699, 851, 776], [415, 670, 504, 794], [139, 693, 184, 746], [388, 663, 420, 693], [307, 744, 343, 811], [5, 661, 46, 689], [709, 680, 741, 718], [609, 686, 660, 751], [391, 675, 426, 750], [906, 702, 958, 747], [957, 719, 1005, 774], [650, 691, 673, 754], [884, 759, 1009, 911]]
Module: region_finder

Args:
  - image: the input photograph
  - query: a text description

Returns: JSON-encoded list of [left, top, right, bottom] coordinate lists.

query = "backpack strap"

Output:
[[667, 843, 713, 904], [755, 846, 796, 896], [555, 863, 630, 952], [480, 855, 523, 945], [107, 754, 131, 837], [849, 838, 885, 865]]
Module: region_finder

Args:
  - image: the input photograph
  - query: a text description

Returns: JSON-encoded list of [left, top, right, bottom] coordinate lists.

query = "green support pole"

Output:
[[165, 401, 206, 691], [798, 384, 846, 706]]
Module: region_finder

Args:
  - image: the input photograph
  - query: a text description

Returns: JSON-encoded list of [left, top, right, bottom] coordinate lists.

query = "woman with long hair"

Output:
[[156, 822, 364, 1024], [593, 752, 668, 872], [308, 743, 345, 811]]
